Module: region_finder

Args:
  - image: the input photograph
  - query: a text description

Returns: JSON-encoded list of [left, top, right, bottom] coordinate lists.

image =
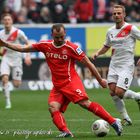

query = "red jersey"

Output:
[[32, 40, 85, 88]]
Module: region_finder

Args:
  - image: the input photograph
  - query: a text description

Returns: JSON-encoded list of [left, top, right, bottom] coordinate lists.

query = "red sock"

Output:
[[51, 111, 70, 132], [88, 102, 115, 124]]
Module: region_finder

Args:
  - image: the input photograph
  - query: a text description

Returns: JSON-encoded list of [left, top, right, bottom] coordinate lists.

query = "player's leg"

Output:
[[107, 71, 132, 126], [12, 66, 22, 88], [111, 95, 132, 125], [61, 79, 122, 136], [48, 88, 73, 137], [1, 75, 11, 109], [109, 83, 132, 125], [0, 58, 11, 109], [116, 71, 140, 111], [124, 90, 140, 110], [124, 90, 140, 100], [77, 99, 123, 136]]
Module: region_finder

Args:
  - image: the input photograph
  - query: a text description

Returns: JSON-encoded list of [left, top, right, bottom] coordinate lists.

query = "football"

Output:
[[91, 119, 110, 137]]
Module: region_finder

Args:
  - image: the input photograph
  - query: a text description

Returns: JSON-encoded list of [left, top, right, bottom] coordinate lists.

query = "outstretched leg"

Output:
[[78, 100, 123, 136], [124, 90, 140, 110]]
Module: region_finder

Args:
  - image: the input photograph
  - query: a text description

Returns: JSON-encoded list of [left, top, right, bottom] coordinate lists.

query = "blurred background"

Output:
[[0, 0, 140, 90], [1, 0, 140, 24]]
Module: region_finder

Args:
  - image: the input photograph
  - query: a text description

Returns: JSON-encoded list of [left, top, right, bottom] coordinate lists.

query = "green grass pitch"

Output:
[[0, 88, 140, 140]]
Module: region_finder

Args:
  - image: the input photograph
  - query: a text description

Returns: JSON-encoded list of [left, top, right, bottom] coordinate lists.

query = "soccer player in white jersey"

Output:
[[92, 5, 140, 126], [0, 13, 32, 109]]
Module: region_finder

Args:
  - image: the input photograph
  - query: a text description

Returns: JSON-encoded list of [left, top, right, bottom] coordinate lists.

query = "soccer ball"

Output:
[[91, 119, 110, 137]]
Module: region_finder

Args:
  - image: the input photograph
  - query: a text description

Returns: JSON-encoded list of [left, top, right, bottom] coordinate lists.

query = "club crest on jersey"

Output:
[[76, 47, 83, 55]]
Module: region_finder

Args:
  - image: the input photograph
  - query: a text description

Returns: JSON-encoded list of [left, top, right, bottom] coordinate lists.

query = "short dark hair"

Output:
[[1, 13, 13, 20], [51, 23, 65, 33], [113, 5, 126, 14]]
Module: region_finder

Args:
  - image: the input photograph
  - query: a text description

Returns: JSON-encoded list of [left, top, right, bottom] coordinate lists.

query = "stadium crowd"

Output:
[[0, 0, 140, 24]]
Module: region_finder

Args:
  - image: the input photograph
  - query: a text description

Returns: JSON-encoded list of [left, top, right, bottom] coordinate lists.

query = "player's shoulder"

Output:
[[65, 40, 83, 54], [107, 25, 116, 33], [14, 27, 24, 34], [65, 40, 78, 49], [124, 22, 133, 28], [123, 22, 137, 32]]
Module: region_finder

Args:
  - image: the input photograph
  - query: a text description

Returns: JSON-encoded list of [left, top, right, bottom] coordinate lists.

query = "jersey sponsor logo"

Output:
[[45, 52, 68, 60], [76, 47, 83, 55]]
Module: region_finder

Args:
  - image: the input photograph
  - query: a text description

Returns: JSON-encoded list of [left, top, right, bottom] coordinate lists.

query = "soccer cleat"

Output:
[[121, 118, 132, 126], [111, 119, 123, 136], [56, 131, 74, 138], [135, 99, 140, 111], [5, 102, 11, 109], [5, 104, 11, 109]]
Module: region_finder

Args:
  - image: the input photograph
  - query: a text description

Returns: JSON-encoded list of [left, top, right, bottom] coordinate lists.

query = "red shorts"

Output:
[[48, 78, 88, 112]]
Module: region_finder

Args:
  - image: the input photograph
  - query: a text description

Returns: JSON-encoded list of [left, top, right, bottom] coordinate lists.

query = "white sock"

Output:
[[112, 95, 130, 119], [3, 83, 11, 106], [124, 90, 140, 100]]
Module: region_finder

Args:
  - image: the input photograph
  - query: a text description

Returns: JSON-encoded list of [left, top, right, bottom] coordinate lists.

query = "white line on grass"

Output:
[[1, 119, 140, 122]]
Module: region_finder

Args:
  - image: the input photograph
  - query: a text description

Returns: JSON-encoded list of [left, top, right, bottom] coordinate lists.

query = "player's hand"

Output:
[[92, 53, 98, 61], [137, 58, 140, 66], [24, 57, 32, 66], [99, 79, 108, 88]]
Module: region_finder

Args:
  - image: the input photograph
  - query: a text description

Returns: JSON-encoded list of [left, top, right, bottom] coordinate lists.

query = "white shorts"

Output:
[[0, 57, 23, 81], [107, 66, 134, 90]]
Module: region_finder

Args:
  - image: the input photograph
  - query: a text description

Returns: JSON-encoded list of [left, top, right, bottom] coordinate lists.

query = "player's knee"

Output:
[[2, 75, 9, 84], [48, 103, 60, 113], [78, 100, 91, 109], [49, 106, 59, 113], [13, 80, 21, 88], [108, 83, 116, 92], [110, 91, 115, 96], [115, 88, 125, 99]]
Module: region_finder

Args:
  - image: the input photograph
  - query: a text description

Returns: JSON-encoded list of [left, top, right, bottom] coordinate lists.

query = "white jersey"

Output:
[[104, 22, 140, 69], [0, 26, 28, 65]]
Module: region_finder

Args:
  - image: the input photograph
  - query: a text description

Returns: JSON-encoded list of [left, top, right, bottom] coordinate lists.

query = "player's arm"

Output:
[[0, 39, 37, 52], [24, 52, 32, 66], [81, 55, 107, 88], [24, 40, 32, 66], [137, 58, 140, 66], [92, 45, 110, 60], [0, 48, 4, 56], [19, 30, 32, 65]]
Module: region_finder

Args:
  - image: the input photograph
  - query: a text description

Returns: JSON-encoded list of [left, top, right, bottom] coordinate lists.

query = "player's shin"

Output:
[[2, 83, 11, 109], [51, 111, 70, 133], [124, 90, 140, 100], [88, 102, 115, 124], [111, 95, 130, 119]]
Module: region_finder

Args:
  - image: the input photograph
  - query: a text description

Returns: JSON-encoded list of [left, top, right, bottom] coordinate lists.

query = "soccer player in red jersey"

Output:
[[0, 23, 122, 137]]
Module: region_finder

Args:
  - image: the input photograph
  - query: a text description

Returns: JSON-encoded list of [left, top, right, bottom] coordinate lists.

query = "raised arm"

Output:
[[0, 39, 37, 52], [81, 55, 107, 88]]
